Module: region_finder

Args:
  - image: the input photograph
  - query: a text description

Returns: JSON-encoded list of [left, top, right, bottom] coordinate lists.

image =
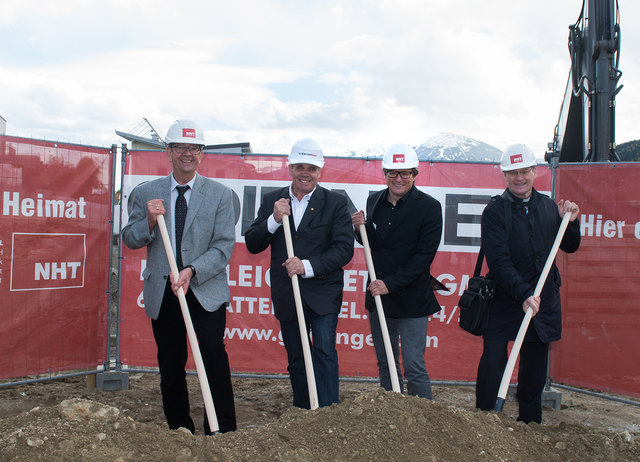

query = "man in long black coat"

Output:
[[476, 144, 581, 423]]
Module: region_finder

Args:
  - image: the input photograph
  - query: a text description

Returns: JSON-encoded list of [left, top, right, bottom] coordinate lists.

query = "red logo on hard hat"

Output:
[[510, 154, 523, 164], [392, 154, 405, 164], [182, 128, 196, 138]]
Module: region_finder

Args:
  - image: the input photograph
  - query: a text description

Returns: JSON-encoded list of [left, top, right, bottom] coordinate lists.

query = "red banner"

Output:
[[0, 136, 112, 379], [120, 151, 553, 382], [551, 163, 640, 397]]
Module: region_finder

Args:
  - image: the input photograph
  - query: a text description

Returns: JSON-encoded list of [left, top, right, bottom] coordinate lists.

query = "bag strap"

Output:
[[473, 246, 485, 277], [475, 193, 513, 277], [501, 190, 513, 242]]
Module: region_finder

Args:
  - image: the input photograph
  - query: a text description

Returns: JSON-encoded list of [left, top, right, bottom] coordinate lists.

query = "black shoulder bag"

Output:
[[458, 194, 511, 336], [458, 247, 496, 335]]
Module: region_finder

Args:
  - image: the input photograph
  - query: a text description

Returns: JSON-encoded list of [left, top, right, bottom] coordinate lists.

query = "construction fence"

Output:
[[1, 134, 638, 399]]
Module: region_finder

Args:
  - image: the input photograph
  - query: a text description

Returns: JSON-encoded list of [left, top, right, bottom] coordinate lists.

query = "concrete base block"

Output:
[[96, 371, 129, 391], [542, 387, 562, 410]]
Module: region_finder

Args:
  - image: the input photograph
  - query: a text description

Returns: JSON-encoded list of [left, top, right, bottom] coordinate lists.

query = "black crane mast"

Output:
[[546, 0, 622, 163]]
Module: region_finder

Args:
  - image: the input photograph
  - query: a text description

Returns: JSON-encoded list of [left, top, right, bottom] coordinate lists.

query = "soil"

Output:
[[1, 373, 639, 461]]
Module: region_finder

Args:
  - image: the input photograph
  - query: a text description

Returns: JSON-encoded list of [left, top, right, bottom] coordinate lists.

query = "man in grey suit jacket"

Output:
[[122, 119, 236, 434], [245, 138, 354, 409]]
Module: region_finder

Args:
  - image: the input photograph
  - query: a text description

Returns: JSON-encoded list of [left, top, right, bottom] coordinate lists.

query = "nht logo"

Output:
[[10, 233, 86, 291]]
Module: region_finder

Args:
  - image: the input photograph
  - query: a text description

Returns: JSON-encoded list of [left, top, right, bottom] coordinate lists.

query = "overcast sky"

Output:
[[1, 1, 638, 158]]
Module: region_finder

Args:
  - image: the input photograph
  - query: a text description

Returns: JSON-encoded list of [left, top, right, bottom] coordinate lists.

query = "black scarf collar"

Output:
[[503, 188, 535, 214]]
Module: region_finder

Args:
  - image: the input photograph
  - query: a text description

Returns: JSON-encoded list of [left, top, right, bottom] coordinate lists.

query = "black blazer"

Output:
[[245, 186, 354, 322], [356, 186, 443, 318]]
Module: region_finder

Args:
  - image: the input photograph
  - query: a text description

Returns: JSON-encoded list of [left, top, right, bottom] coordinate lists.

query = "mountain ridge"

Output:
[[336, 132, 502, 162]]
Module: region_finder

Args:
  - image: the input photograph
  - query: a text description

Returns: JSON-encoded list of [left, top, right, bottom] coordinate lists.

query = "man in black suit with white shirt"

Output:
[[245, 138, 354, 409]]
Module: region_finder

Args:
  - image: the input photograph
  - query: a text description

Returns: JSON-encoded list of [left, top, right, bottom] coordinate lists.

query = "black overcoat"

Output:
[[481, 188, 581, 342]]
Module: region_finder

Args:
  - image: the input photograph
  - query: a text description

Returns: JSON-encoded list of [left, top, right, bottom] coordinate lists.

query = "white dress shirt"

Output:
[[267, 185, 316, 278]]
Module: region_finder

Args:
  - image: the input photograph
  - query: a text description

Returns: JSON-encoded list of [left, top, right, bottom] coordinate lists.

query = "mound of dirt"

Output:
[[1, 375, 638, 461], [213, 389, 638, 462]]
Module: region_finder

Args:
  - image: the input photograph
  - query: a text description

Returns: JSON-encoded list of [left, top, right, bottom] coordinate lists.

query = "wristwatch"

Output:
[[187, 265, 196, 277]]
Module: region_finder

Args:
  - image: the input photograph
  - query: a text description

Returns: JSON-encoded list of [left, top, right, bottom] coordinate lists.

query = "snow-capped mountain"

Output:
[[337, 142, 387, 159], [415, 133, 501, 162], [337, 133, 502, 163]]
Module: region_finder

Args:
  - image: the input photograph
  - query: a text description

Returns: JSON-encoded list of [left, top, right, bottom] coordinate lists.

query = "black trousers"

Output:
[[151, 280, 236, 434], [475, 324, 549, 423]]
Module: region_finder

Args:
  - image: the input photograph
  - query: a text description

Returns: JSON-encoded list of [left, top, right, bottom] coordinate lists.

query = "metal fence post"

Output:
[[96, 144, 129, 391]]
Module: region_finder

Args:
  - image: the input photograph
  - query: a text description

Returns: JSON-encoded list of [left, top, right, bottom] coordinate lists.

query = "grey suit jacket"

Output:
[[122, 173, 235, 320]]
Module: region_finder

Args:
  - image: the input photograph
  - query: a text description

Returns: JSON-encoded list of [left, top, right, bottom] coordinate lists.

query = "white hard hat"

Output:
[[289, 138, 324, 168], [500, 144, 537, 171], [165, 119, 206, 146], [382, 143, 419, 170]]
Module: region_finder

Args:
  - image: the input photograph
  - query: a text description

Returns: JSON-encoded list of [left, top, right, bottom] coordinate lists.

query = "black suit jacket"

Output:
[[245, 186, 354, 322], [356, 186, 443, 318]]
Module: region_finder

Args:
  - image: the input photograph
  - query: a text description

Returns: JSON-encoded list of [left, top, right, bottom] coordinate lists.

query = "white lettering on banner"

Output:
[[224, 326, 390, 351], [223, 288, 387, 348], [34, 261, 81, 280], [581, 214, 625, 238], [430, 305, 459, 329], [339, 301, 364, 319], [437, 272, 472, 297], [230, 296, 273, 315], [255, 266, 262, 287], [225, 327, 277, 342], [10, 232, 85, 291], [2, 192, 87, 219], [426, 336, 439, 348], [137, 262, 146, 306], [343, 270, 369, 292], [635, 222, 640, 239], [140, 260, 146, 280], [227, 265, 269, 288], [238, 265, 254, 287], [336, 332, 373, 350]]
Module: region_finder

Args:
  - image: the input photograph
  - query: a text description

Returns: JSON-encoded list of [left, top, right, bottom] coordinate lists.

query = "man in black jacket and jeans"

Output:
[[475, 144, 580, 423], [352, 143, 443, 399], [245, 138, 354, 409]]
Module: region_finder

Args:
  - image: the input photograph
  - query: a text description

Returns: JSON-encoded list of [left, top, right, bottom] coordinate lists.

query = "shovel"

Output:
[[359, 224, 402, 393], [494, 212, 572, 412], [282, 213, 320, 410], [156, 214, 219, 432]]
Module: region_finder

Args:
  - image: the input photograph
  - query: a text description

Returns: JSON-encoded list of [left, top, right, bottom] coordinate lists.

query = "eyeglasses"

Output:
[[170, 145, 203, 155], [385, 170, 413, 179], [506, 167, 535, 177]]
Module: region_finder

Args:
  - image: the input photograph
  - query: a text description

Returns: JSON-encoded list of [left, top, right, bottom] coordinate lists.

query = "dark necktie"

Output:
[[175, 185, 189, 270]]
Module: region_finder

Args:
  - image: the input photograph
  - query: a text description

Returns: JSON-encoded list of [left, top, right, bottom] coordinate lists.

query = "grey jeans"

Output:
[[368, 310, 433, 399]]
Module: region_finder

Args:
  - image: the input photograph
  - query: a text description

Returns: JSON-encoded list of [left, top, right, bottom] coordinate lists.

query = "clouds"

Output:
[[0, 1, 638, 157]]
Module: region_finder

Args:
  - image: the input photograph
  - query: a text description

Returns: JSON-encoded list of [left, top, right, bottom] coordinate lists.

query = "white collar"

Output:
[[288, 184, 316, 202], [171, 173, 197, 191]]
